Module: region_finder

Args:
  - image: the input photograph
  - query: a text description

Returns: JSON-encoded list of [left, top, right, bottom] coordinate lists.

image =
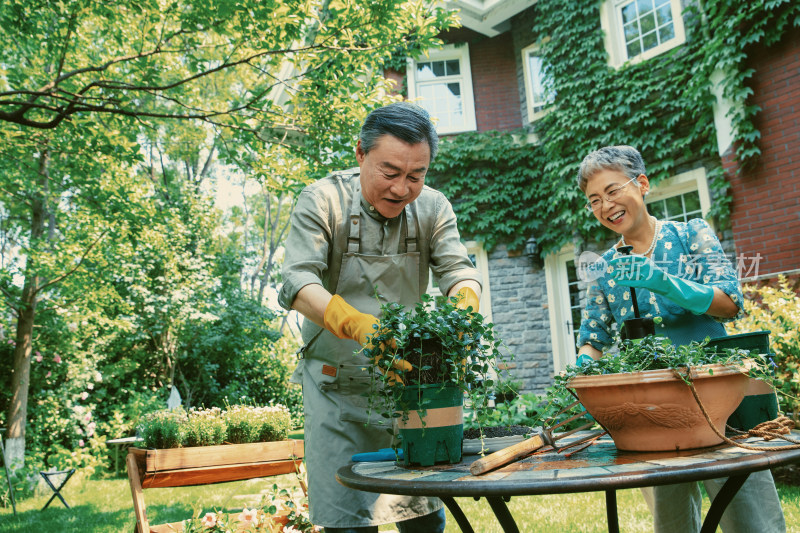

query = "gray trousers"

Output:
[[640, 470, 785, 533]]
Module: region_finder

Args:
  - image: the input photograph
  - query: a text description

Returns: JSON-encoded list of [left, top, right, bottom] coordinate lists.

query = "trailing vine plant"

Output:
[[427, 0, 799, 256]]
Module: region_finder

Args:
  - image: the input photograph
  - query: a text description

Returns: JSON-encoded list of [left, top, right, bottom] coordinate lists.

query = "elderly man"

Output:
[[279, 102, 481, 532]]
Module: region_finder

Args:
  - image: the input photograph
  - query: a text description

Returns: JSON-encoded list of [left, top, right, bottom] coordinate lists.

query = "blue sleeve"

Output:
[[576, 279, 618, 351], [682, 219, 745, 322]]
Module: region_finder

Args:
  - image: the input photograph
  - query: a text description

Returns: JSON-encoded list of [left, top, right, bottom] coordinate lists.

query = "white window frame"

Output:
[[545, 244, 579, 374], [600, 0, 686, 68], [407, 44, 477, 135], [521, 42, 552, 123]]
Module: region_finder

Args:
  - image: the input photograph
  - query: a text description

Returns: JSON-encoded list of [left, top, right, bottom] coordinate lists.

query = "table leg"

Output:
[[486, 496, 520, 533], [440, 496, 475, 533], [605, 490, 620, 533], [700, 473, 749, 533]]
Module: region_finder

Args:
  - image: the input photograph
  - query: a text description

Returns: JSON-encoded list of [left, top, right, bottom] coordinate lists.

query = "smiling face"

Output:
[[356, 134, 430, 219], [584, 169, 650, 235]]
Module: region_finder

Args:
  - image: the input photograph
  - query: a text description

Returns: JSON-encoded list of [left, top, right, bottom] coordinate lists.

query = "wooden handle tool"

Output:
[[469, 429, 552, 476]]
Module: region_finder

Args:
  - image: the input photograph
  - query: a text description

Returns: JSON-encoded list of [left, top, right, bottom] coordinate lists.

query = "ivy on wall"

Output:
[[427, 0, 799, 257]]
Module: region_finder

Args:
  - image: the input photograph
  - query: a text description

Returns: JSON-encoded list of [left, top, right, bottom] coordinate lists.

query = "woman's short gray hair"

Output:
[[577, 145, 646, 191], [359, 102, 439, 161]]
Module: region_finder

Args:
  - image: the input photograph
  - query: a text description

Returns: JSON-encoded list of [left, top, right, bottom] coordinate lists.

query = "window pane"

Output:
[[660, 21, 675, 41], [665, 195, 682, 219], [445, 59, 460, 76], [416, 62, 434, 80], [418, 81, 464, 130], [642, 30, 658, 51], [649, 200, 666, 219], [637, 0, 653, 13], [624, 21, 640, 43], [627, 39, 642, 58], [432, 61, 445, 77], [684, 192, 701, 214], [656, 3, 672, 25], [640, 12, 656, 34], [621, 3, 638, 24]]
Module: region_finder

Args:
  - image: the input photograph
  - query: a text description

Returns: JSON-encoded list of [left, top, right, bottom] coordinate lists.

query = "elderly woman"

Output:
[[575, 145, 785, 533]]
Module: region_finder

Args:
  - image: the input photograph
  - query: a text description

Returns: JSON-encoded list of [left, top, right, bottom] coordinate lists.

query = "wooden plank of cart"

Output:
[[127, 439, 304, 533]]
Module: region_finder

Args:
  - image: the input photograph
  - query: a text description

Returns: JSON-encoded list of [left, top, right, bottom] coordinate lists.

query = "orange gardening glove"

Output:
[[454, 286, 480, 314], [323, 295, 411, 383]]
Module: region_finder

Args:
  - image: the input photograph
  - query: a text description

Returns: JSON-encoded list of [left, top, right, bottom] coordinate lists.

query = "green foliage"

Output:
[[362, 293, 508, 423], [729, 276, 800, 418], [138, 404, 292, 449], [555, 335, 771, 386], [428, 0, 800, 254]]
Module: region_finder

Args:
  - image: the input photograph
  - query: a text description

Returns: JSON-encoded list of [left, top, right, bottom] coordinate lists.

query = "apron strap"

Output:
[[347, 183, 418, 254]]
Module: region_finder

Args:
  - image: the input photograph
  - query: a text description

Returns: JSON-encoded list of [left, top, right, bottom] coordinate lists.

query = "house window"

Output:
[[645, 167, 711, 223], [648, 190, 702, 222], [601, 0, 686, 67], [407, 44, 477, 135], [521, 43, 553, 122]]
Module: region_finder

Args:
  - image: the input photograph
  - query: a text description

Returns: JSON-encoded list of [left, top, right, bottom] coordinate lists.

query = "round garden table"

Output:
[[337, 431, 800, 533]]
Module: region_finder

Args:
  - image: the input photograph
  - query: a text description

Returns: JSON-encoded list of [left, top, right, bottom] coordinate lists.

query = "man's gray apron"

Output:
[[294, 186, 442, 528]]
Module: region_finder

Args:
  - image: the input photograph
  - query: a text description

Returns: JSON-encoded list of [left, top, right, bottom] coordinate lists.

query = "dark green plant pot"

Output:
[[397, 385, 463, 466], [707, 331, 779, 431]]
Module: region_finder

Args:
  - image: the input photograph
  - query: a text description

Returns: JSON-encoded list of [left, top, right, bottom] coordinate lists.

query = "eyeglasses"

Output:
[[585, 177, 639, 212]]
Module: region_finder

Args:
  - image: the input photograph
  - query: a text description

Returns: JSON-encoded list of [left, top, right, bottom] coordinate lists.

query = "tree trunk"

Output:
[[5, 150, 49, 467]]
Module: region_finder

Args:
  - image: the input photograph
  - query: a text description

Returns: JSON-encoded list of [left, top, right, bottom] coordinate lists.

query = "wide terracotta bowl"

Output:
[[568, 363, 749, 451]]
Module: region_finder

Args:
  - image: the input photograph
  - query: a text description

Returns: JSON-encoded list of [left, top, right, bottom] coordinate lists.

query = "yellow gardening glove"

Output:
[[453, 287, 480, 375], [323, 295, 411, 383], [454, 286, 480, 314]]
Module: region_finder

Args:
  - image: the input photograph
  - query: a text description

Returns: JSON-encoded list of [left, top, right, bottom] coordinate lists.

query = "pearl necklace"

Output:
[[620, 216, 660, 257]]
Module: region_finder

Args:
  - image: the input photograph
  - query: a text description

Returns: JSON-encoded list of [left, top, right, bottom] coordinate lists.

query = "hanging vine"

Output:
[[428, 0, 799, 257]]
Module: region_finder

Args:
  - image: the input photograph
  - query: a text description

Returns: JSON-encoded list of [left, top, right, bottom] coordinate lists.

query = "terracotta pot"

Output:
[[568, 363, 749, 451]]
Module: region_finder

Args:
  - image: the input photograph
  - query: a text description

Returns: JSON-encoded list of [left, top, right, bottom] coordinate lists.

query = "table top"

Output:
[[337, 431, 800, 498]]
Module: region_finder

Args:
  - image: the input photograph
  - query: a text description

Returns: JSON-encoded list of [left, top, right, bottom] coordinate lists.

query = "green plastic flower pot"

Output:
[[397, 385, 463, 466]]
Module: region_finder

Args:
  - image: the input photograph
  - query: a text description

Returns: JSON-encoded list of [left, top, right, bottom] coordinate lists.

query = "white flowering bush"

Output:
[[138, 404, 292, 449]]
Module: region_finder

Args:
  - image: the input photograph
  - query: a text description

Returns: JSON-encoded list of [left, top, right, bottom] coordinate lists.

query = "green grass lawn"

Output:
[[1, 472, 798, 532]]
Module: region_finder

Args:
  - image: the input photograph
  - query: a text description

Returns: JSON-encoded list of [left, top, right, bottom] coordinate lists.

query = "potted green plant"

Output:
[[361, 293, 507, 466], [558, 335, 774, 451]]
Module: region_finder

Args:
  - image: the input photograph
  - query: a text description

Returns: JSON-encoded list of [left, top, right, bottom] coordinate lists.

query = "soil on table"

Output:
[[463, 425, 533, 439]]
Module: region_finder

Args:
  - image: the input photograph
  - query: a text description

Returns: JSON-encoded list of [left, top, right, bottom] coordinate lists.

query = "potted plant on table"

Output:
[[558, 335, 774, 452], [361, 293, 507, 466]]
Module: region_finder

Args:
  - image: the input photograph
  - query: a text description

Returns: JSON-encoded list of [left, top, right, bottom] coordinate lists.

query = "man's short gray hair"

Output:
[[577, 145, 646, 192], [359, 102, 439, 161]]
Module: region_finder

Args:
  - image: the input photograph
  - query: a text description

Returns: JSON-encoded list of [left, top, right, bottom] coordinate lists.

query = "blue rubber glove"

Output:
[[576, 354, 595, 368], [351, 448, 403, 462], [609, 255, 714, 315]]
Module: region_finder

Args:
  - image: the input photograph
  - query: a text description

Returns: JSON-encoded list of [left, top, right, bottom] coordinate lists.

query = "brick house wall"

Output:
[[467, 31, 522, 132], [722, 31, 800, 279]]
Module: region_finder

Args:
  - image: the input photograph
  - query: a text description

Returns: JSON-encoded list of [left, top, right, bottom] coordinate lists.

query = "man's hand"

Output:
[[323, 294, 381, 346], [454, 286, 480, 314], [323, 295, 410, 383], [609, 255, 714, 315]]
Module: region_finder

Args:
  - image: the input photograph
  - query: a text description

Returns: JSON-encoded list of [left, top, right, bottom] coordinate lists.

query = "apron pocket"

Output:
[[337, 363, 390, 427]]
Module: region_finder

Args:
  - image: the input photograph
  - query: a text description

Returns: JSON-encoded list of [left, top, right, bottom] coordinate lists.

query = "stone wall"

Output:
[[486, 245, 554, 395]]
